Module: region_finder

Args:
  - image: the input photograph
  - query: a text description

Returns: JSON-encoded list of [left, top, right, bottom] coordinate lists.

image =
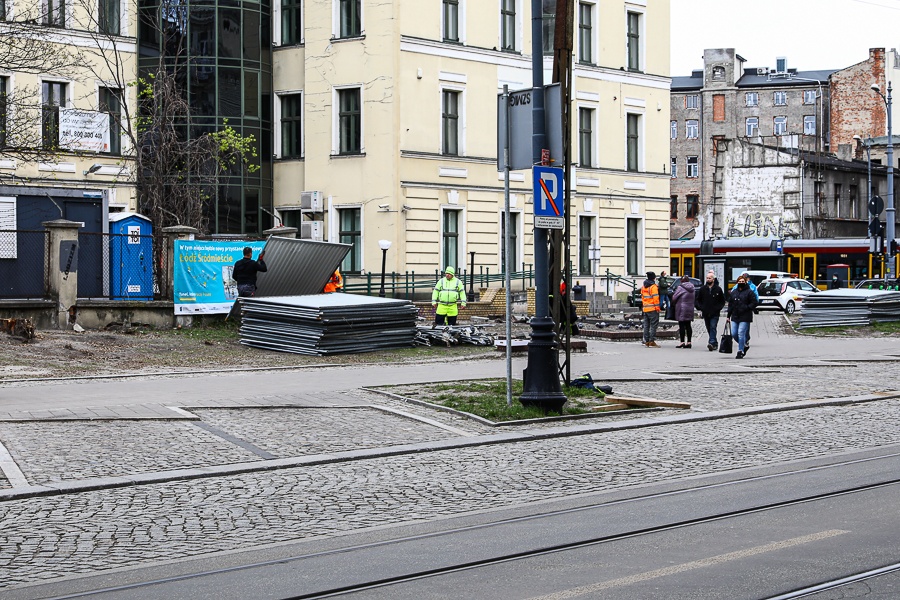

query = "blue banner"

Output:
[[173, 240, 266, 314]]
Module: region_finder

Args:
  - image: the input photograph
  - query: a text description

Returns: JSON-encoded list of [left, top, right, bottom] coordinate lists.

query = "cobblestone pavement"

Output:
[[3, 399, 900, 589]]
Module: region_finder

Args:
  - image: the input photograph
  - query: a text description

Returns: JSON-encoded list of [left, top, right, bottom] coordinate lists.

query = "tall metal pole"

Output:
[[520, 0, 565, 412], [887, 83, 894, 279], [503, 85, 513, 408]]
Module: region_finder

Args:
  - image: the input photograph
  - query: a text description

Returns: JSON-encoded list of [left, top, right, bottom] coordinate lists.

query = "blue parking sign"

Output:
[[533, 167, 564, 218]]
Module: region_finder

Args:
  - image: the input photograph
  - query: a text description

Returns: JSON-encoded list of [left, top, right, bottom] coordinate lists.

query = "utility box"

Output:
[[109, 212, 154, 300]]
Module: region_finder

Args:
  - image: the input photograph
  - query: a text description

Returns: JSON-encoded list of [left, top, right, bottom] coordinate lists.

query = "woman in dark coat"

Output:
[[726, 275, 759, 359], [672, 275, 696, 348]]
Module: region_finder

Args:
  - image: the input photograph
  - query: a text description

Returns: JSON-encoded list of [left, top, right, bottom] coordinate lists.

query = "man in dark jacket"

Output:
[[695, 271, 726, 351], [726, 275, 758, 359], [232, 247, 268, 297]]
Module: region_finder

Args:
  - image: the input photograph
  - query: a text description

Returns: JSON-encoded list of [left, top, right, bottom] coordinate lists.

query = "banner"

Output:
[[59, 108, 111, 153], [173, 240, 266, 314]]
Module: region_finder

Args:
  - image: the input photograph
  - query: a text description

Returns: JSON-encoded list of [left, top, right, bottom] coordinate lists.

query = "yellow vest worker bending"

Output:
[[431, 266, 466, 326], [323, 269, 343, 293]]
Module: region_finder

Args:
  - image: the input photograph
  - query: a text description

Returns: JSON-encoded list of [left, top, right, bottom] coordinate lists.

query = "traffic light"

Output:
[[892, 239, 899, 256]]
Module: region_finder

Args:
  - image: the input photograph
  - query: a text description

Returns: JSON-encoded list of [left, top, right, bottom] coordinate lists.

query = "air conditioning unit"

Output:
[[300, 221, 324, 241], [756, 67, 769, 75], [300, 191, 323, 212]]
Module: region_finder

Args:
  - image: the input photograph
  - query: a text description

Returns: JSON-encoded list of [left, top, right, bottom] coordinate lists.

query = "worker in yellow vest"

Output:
[[323, 269, 343, 293], [641, 271, 661, 347], [432, 266, 466, 326]]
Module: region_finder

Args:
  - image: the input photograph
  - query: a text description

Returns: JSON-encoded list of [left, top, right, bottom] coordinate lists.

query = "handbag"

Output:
[[718, 322, 734, 354], [664, 296, 676, 321]]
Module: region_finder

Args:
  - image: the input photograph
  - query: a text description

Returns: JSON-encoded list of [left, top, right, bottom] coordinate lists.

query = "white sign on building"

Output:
[[59, 109, 111, 153]]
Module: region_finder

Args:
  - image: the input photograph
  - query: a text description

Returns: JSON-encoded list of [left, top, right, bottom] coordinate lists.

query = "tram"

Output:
[[669, 238, 894, 288]]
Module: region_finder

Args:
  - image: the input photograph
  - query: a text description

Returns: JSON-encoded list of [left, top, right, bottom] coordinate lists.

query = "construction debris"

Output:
[[414, 325, 495, 347], [1, 318, 35, 341]]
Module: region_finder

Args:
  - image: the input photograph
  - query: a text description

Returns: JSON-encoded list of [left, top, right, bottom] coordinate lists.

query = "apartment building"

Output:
[[272, 0, 672, 279]]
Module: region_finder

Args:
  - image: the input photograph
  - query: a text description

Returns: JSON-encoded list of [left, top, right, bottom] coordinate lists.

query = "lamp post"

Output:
[[467, 251, 476, 302], [378, 239, 391, 297], [872, 82, 894, 279]]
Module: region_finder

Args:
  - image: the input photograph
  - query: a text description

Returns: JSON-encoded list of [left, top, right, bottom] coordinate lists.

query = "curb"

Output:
[[2, 392, 899, 502]]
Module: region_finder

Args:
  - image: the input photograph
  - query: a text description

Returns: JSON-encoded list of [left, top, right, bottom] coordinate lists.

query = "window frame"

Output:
[[442, 0, 459, 43], [686, 195, 699, 218], [335, 86, 362, 155], [670, 120, 677, 140], [338, 0, 361, 38], [578, 215, 594, 275], [685, 95, 699, 109], [670, 195, 678, 218], [745, 92, 758, 107], [774, 115, 787, 136], [338, 207, 362, 273], [278, 92, 303, 159], [626, 10, 642, 72], [577, 1, 594, 64], [441, 88, 462, 156], [442, 207, 463, 272], [98, 0, 120, 35], [625, 216, 642, 276], [500, 0, 516, 52], [41, 81, 67, 149], [773, 90, 787, 106], [803, 115, 816, 135], [685, 119, 698, 139], [746, 116, 759, 137], [99, 86, 122, 155], [670, 157, 676, 178], [626, 112, 641, 172], [281, 0, 303, 45], [578, 106, 594, 167], [500, 209, 519, 273], [44, 0, 66, 27], [803, 89, 817, 105], [686, 155, 698, 178]]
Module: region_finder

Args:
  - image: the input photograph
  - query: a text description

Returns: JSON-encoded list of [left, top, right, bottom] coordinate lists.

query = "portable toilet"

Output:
[[109, 213, 154, 300]]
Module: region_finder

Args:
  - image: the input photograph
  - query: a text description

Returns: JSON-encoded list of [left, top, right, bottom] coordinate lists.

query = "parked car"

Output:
[[756, 277, 819, 314], [742, 270, 795, 287], [854, 278, 900, 290], [669, 277, 703, 303]]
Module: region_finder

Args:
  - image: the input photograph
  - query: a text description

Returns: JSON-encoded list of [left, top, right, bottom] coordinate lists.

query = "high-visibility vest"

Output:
[[641, 283, 660, 312], [323, 270, 343, 293]]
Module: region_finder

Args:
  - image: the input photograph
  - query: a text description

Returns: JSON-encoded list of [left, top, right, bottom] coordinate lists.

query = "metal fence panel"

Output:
[[0, 230, 50, 299]]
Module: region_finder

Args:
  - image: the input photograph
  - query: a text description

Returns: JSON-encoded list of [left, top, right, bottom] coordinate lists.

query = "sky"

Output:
[[670, 0, 900, 76]]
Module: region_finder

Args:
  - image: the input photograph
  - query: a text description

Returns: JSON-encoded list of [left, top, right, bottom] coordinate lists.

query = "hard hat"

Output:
[[445, 266, 455, 275]]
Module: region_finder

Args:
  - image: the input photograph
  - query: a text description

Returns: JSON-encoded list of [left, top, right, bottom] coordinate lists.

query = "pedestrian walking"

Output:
[[640, 271, 661, 347], [232, 247, 268, 297], [696, 271, 726, 351], [658, 270, 670, 313], [672, 275, 696, 348], [432, 266, 466, 326], [726, 275, 758, 359], [731, 271, 759, 353]]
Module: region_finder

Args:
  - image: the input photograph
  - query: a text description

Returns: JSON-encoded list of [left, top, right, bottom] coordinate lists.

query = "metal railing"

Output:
[[343, 265, 535, 299], [0, 230, 51, 299]]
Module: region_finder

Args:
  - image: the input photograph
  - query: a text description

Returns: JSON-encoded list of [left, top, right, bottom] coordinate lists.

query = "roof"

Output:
[[736, 69, 838, 88], [671, 71, 703, 91]]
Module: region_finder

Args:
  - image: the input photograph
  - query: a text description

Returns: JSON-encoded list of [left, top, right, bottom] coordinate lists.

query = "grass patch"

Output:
[[159, 317, 241, 342], [385, 378, 614, 422]]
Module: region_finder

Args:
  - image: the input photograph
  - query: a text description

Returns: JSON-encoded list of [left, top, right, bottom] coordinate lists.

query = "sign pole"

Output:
[[503, 85, 513, 408]]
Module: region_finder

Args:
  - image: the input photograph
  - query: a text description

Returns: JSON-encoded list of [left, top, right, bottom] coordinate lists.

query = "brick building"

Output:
[[670, 48, 836, 240]]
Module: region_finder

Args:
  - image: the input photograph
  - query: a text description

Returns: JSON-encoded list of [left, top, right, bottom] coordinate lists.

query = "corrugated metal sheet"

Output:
[[798, 289, 900, 328], [254, 237, 350, 297]]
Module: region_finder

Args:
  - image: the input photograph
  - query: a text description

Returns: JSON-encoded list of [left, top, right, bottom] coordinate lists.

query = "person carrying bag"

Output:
[[718, 322, 733, 354]]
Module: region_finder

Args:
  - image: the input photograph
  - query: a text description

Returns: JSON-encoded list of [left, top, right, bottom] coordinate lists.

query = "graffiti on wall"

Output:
[[725, 213, 799, 239]]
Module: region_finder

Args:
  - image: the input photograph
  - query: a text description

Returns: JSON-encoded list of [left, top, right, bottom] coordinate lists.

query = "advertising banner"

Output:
[[59, 109, 111, 153], [173, 240, 266, 315]]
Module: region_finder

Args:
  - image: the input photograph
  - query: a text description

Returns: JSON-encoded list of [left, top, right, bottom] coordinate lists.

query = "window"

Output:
[[803, 115, 816, 135], [442, 0, 458, 43], [670, 195, 678, 218], [42, 82, 66, 149], [280, 93, 302, 158], [850, 184, 859, 219], [686, 156, 698, 178], [670, 157, 676, 178], [0, 0, 5, 20], [282, 0, 302, 45], [712, 94, 725, 122], [443, 209, 460, 270], [442, 90, 460, 156], [774, 115, 787, 135], [339, 208, 361, 273], [686, 119, 698, 139], [626, 113, 640, 172], [773, 91, 787, 106], [99, 87, 121, 155], [578, 216, 594, 275], [670, 120, 677, 140], [626, 11, 641, 71], [686, 195, 699, 218], [685, 95, 699, 109], [99, 0, 120, 34], [803, 89, 817, 104], [746, 117, 758, 137], [746, 92, 758, 107], [338, 88, 361, 154], [625, 217, 640, 276], [578, 107, 593, 167], [541, 0, 554, 55], [711, 66, 725, 81], [500, 0, 515, 51], [501, 211, 518, 272], [834, 183, 842, 217], [339, 0, 361, 38], [578, 2, 593, 64], [44, 0, 66, 27], [0, 77, 7, 148], [244, 71, 259, 118]]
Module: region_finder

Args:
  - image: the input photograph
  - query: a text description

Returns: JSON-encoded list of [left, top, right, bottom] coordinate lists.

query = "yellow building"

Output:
[[272, 0, 671, 283]]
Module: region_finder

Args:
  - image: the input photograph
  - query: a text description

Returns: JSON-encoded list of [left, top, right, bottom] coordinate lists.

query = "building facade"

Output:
[[670, 48, 835, 241], [271, 0, 672, 280]]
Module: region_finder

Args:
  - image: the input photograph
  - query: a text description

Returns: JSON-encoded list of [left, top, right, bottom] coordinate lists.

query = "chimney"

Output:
[[836, 143, 853, 162]]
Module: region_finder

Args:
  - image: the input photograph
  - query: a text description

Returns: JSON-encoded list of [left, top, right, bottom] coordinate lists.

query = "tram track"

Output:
[[41, 450, 900, 600]]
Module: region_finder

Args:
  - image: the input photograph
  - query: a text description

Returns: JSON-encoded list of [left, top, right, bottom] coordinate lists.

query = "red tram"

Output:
[[669, 238, 892, 288]]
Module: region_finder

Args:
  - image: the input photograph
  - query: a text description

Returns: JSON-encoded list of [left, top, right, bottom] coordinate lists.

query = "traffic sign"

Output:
[[533, 166, 564, 218], [869, 218, 884, 237], [869, 195, 884, 216]]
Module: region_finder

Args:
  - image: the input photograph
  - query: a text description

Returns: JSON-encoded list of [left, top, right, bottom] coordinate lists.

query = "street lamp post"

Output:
[[378, 239, 391, 297], [872, 83, 894, 279], [467, 251, 476, 302]]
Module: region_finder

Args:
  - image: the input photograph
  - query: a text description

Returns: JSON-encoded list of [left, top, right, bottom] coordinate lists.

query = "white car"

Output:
[[756, 277, 819, 314]]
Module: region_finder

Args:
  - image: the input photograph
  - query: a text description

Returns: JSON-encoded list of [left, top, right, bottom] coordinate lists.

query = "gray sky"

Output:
[[671, 0, 900, 76]]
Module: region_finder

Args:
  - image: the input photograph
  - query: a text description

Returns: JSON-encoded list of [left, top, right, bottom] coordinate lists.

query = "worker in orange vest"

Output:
[[641, 271, 661, 347], [323, 269, 343, 293]]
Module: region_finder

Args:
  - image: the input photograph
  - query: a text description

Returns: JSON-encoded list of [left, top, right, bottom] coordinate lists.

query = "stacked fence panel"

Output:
[[798, 289, 900, 328]]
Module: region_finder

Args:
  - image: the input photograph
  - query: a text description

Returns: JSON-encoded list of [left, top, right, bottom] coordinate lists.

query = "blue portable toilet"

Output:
[[109, 212, 154, 300]]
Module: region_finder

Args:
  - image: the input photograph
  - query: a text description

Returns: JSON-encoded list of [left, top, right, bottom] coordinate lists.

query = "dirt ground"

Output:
[[1, 314, 890, 381]]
